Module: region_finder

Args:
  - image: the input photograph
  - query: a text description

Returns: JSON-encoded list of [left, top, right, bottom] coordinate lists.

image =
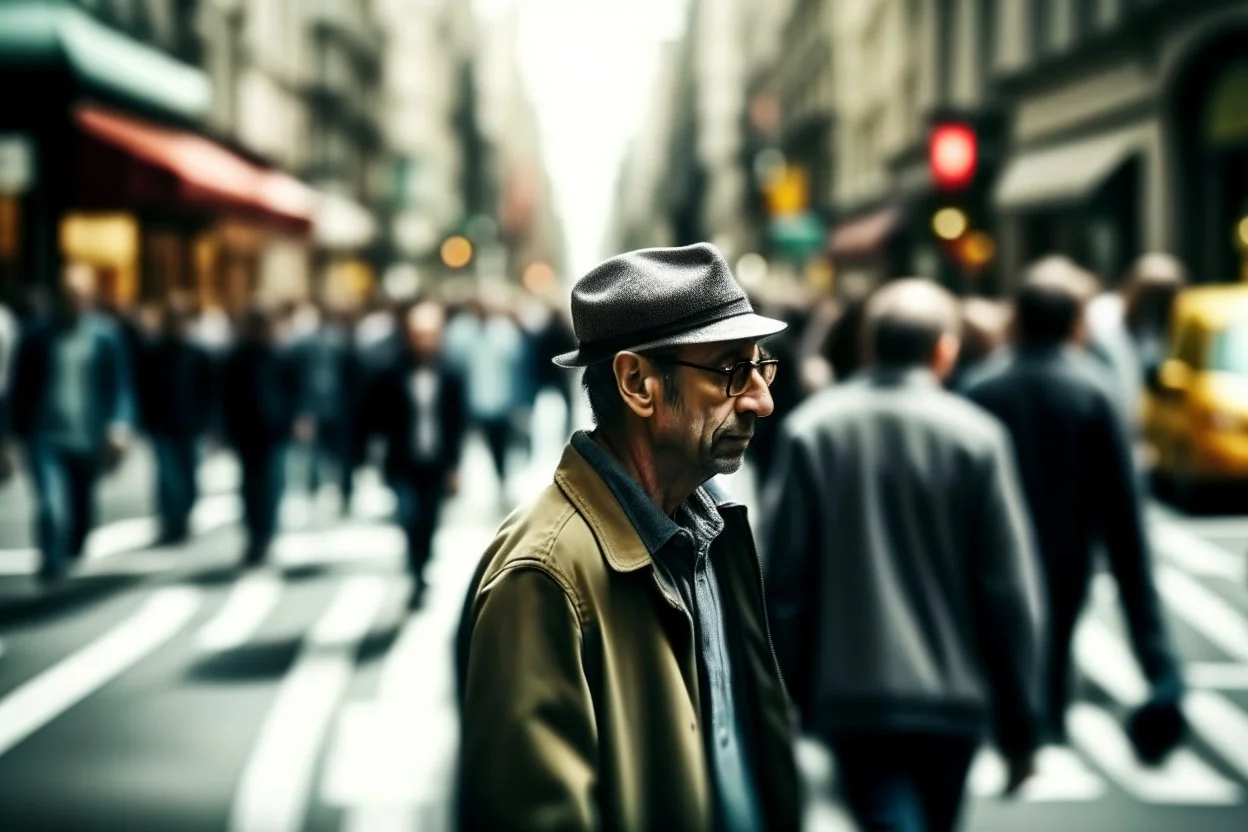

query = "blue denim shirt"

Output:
[[571, 431, 764, 832]]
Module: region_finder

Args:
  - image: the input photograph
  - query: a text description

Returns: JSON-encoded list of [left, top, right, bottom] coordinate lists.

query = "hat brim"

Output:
[[552, 312, 788, 368]]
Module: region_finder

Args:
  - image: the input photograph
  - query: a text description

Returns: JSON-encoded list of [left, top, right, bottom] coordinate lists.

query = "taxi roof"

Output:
[[1174, 285, 1248, 330]]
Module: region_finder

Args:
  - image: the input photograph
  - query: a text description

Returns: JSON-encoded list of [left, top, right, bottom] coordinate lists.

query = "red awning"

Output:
[[828, 206, 902, 259], [72, 104, 314, 231]]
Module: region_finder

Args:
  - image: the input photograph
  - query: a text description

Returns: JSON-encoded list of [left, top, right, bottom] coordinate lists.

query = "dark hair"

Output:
[[1014, 257, 1097, 346], [581, 351, 681, 429], [861, 278, 961, 367]]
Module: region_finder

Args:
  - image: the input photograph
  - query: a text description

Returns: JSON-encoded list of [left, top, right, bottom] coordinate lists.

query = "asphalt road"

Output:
[[0, 399, 1245, 831]]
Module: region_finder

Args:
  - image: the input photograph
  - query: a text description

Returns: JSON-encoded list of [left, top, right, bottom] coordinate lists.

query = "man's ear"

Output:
[[614, 352, 659, 419]]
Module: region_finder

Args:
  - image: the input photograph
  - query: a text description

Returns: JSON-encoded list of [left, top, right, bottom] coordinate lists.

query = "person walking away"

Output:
[[763, 277, 1045, 832], [1086, 253, 1188, 430], [456, 243, 800, 830], [367, 300, 466, 606], [5, 264, 136, 583], [964, 259, 1186, 761], [220, 308, 300, 567], [143, 301, 215, 544]]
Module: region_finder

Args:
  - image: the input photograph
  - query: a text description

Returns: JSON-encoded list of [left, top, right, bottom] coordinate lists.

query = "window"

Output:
[[1075, 0, 1099, 39], [1030, 0, 1051, 60], [976, 0, 996, 87], [1211, 327, 1248, 375]]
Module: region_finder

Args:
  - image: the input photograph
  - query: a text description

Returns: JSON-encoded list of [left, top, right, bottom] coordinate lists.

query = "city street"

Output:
[[0, 395, 1246, 832]]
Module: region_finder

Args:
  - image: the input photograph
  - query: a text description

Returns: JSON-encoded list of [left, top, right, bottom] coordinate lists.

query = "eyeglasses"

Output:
[[652, 356, 780, 397]]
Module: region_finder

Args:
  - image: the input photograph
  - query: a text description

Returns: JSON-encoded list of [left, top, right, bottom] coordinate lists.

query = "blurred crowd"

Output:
[[0, 268, 575, 591]]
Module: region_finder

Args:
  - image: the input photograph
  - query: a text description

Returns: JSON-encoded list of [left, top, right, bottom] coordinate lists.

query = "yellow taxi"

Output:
[[1144, 285, 1248, 492]]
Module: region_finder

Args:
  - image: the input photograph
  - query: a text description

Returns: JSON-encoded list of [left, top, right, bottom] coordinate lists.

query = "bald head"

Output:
[[1014, 257, 1097, 346], [1124, 252, 1187, 335], [861, 278, 962, 372]]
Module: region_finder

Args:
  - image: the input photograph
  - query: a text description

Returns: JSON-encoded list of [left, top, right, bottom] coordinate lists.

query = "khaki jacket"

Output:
[[456, 443, 800, 831]]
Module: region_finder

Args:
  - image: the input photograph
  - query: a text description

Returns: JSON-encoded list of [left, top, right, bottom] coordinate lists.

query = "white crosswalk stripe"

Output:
[[195, 569, 284, 652], [1067, 703, 1241, 804], [228, 575, 392, 832], [1156, 565, 1248, 662], [0, 587, 202, 758]]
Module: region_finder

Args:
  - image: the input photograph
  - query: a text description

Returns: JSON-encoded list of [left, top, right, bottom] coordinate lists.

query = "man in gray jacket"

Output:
[[762, 278, 1045, 832]]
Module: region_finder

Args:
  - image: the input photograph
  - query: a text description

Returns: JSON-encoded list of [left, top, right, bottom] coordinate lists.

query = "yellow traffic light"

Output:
[[932, 207, 968, 241]]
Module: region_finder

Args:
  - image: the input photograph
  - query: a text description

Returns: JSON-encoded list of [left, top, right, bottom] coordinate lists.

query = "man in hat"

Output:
[[455, 243, 800, 830]]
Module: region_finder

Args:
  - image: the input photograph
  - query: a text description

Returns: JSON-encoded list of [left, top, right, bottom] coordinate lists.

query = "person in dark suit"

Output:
[[964, 258, 1185, 755], [368, 300, 466, 604], [763, 278, 1045, 832], [220, 307, 300, 567], [293, 306, 362, 512], [142, 301, 215, 544], [5, 264, 136, 582]]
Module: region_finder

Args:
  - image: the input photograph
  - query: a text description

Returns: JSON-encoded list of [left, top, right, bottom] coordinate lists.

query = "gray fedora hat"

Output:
[[553, 243, 787, 368]]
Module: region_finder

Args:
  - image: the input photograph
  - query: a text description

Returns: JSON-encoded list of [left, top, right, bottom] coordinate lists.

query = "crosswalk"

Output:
[[0, 422, 1245, 829]]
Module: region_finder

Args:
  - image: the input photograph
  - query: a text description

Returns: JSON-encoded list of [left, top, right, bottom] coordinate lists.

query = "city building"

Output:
[[0, 0, 315, 312], [990, 0, 1248, 286]]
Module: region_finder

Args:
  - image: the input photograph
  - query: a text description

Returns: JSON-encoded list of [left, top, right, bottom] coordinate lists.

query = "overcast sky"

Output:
[[476, 0, 688, 278]]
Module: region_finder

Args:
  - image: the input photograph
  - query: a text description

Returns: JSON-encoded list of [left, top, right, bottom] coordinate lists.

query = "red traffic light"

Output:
[[929, 123, 977, 190]]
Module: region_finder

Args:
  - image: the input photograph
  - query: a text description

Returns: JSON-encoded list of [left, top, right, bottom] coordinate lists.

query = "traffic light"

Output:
[[929, 123, 977, 192]]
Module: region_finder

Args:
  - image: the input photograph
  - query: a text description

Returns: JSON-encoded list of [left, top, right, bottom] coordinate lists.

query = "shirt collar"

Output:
[[570, 430, 723, 557]]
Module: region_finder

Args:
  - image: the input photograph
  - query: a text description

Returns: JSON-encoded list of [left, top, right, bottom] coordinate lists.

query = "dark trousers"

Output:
[[153, 434, 198, 540], [27, 440, 97, 577], [307, 417, 354, 504], [239, 444, 287, 562], [479, 417, 512, 486], [831, 733, 978, 832], [1042, 556, 1093, 742], [392, 465, 446, 578]]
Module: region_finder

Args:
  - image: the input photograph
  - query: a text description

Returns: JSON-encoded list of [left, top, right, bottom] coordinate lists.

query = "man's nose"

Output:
[[736, 369, 774, 418]]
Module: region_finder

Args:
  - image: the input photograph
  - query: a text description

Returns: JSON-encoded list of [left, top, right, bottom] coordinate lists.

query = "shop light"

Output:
[[932, 207, 969, 241], [1236, 217, 1248, 250], [440, 235, 474, 269]]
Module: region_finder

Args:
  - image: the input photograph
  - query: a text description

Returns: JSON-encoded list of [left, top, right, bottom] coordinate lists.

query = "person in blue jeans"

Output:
[[6, 264, 136, 583], [220, 308, 300, 567]]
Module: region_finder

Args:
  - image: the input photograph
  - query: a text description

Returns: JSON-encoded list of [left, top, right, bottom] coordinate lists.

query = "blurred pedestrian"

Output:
[[142, 301, 215, 544], [293, 304, 361, 512], [446, 295, 526, 501], [520, 291, 577, 444], [366, 300, 466, 604], [4, 264, 136, 583], [0, 285, 18, 456], [763, 278, 1045, 832], [219, 308, 300, 567], [1087, 253, 1188, 427], [964, 259, 1186, 760], [948, 297, 1010, 390], [456, 243, 799, 830]]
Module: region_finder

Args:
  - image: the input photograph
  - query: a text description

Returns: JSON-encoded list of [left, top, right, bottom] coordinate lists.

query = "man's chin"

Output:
[[709, 454, 745, 476]]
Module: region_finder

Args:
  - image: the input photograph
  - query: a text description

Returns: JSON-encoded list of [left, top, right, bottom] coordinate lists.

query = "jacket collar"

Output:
[[554, 434, 735, 574], [858, 365, 941, 389]]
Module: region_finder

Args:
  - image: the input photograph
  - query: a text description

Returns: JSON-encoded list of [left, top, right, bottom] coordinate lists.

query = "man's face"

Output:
[[407, 303, 445, 359], [650, 338, 775, 478]]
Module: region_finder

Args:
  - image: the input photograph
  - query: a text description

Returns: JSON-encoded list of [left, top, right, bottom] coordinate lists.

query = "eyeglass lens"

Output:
[[729, 361, 778, 395]]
